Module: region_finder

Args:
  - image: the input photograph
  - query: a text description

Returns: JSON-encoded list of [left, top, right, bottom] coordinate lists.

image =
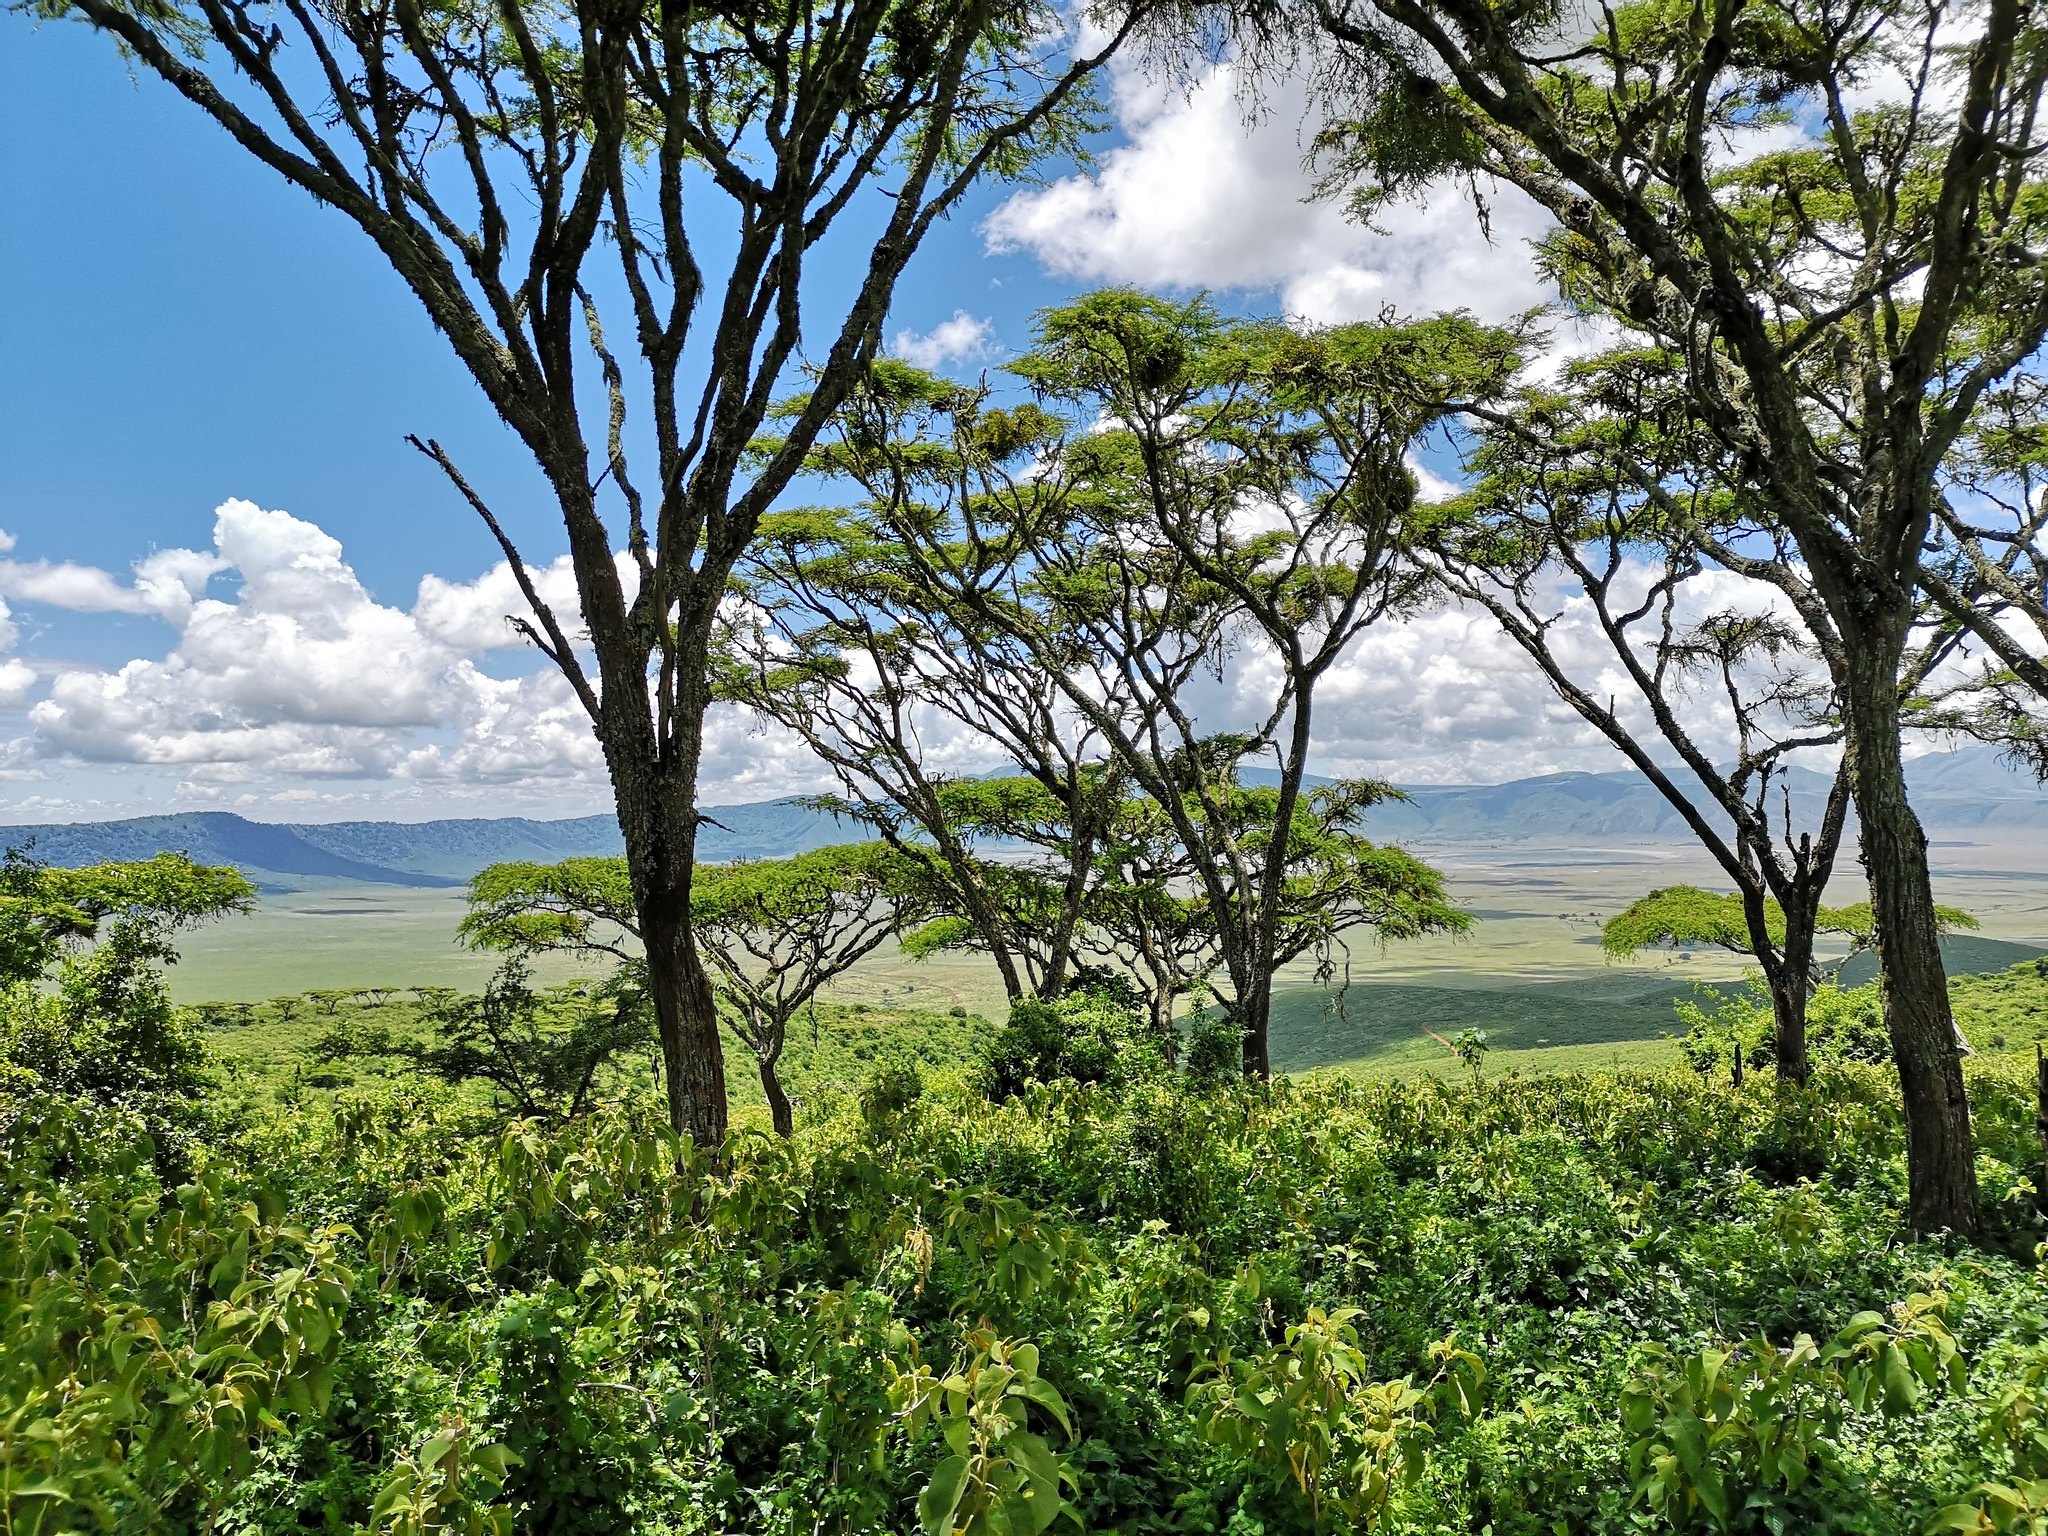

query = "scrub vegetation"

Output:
[[13, 861, 2048, 1532], [10, 0, 2048, 1524]]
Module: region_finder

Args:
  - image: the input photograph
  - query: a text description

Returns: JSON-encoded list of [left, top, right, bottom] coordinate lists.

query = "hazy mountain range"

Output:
[[2, 748, 2040, 889], [0, 800, 846, 889], [1365, 750, 2048, 841]]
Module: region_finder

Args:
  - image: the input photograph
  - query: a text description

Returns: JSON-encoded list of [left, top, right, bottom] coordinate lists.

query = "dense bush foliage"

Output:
[[19, 933, 2048, 1532], [978, 979, 1166, 1101], [1678, 979, 1895, 1076], [1677, 962, 2048, 1083], [0, 853, 251, 1168], [14, 997, 2048, 1532]]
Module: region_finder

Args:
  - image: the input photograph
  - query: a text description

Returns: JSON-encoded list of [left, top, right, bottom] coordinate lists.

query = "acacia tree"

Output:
[[725, 482, 1135, 1002], [461, 845, 923, 1135], [793, 297, 1511, 1073], [871, 775, 1127, 999], [1082, 776, 1472, 1050], [1438, 347, 1986, 1077], [1603, 886, 1978, 1005], [1084, 794, 1218, 1048], [0, 851, 254, 1161], [1430, 358, 1864, 1079], [30, 0, 1145, 1148], [826, 764, 1470, 1051], [1007, 292, 1516, 1072], [1296, 0, 2048, 1230], [394, 965, 654, 1124], [691, 844, 926, 1135]]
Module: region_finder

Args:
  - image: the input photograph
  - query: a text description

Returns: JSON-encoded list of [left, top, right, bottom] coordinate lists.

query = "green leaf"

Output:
[[1881, 1344, 1921, 1415], [1016, 1376, 1073, 1437], [1925, 1504, 1995, 1532], [1006, 1429, 1062, 1497], [919, 1454, 971, 1536]]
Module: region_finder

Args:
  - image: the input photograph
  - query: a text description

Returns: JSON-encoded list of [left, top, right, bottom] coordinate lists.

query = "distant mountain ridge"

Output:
[[0, 800, 865, 889], [2, 748, 2039, 887], [1370, 751, 2048, 840]]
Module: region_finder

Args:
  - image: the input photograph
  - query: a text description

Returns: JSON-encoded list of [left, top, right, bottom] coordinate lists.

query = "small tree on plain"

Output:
[[461, 845, 925, 1135]]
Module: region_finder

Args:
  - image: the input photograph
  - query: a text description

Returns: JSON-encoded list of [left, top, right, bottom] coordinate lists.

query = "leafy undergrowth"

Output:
[[14, 1053, 2048, 1534]]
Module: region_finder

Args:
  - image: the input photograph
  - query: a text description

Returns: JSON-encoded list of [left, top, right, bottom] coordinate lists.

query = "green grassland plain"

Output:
[[174, 833, 2048, 1083]]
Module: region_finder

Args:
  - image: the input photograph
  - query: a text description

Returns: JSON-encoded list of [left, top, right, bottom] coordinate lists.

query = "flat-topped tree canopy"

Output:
[[755, 297, 1515, 1077]]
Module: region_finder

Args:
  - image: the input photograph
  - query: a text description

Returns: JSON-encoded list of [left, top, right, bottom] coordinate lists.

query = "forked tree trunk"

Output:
[[589, 569, 740, 1151], [1842, 644, 1979, 1234]]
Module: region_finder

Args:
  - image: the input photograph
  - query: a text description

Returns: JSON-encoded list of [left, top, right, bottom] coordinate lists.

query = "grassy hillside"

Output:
[[1267, 972, 1696, 1077], [1267, 939, 2048, 1082], [209, 956, 2048, 1127], [1838, 932, 2048, 986], [205, 983, 994, 1130]]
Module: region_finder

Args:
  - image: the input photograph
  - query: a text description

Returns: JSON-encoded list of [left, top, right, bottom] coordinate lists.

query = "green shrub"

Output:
[[0, 852, 252, 1167], [1679, 977, 1891, 1077], [1183, 1007, 1244, 1090], [979, 980, 1164, 1100], [861, 1061, 926, 1137]]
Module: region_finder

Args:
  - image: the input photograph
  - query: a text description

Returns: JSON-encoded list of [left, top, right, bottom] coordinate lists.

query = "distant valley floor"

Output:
[[162, 831, 2048, 1082]]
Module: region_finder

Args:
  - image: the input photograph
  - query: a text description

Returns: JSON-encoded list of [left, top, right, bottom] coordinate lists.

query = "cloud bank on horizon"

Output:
[[0, 491, 1844, 824]]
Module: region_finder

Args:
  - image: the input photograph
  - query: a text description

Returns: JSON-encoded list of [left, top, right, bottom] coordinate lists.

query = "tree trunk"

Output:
[[599, 599, 731, 1152], [1238, 972, 1273, 1079], [1740, 883, 1812, 1083], [1843, 646, 1979, 1234], [1041, 823, 1098, 1000], [1766, 975, 1811, 1083], [1240, 689, 1316, 1083], [609, 733, 726, 1147], [759, 1054, 794, 1139], [641, 886, 730, 1149], [1150, 989, 1178, 1067], [1772, 902, 1819, 1085]]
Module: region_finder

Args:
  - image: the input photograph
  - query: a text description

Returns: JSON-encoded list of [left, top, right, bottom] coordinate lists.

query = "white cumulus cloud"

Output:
[[0, 501, 1845, 819], [415, 555, 583, 650], [983, 61, 1558, 328], [891, 310, 999, 371], [0, 500, 845, 815], [19, 500, 594, 792]]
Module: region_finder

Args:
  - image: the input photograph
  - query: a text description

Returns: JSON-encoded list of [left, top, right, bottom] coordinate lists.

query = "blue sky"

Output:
[[1, 17, 1076, 610], [0, 16, 1616, 822]]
